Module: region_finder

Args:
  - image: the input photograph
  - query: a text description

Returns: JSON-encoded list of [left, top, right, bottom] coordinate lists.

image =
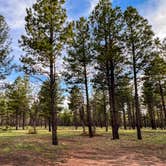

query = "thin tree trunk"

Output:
[[79, 105, 86, 133], [159, 81, 166, 125], [131, 101, 136, 129], [44, 117, 47, 129], [106, 61, 114, 139], [127, 101, 132, 129], [83, 64, 93, 137], [122, 106, 127, 130], [49, 5, 58, 144], [132, 42, 142, 140], [48, 117, 51, 132], [103, 90, 108, 132], [16, 109, 18, 130], [148, 103, 156, 129], [50, 64, 58, 145], [22, 111, 25, 130], [74, 110, 78, 130], [159, 105, 165, 129], [143, 115, 147, 128]]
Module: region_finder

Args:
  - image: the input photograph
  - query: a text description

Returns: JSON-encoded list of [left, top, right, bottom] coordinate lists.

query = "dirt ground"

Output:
[[58, 136, 166, 166], [0, 129, 166, 166]]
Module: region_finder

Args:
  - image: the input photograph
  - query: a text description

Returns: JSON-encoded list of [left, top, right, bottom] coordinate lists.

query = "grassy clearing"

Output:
[[0, 127, 165, 165]]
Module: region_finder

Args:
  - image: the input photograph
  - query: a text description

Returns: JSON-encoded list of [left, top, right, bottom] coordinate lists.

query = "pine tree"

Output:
[[6, 76, 30, 130], [143, 78, 157, 129], [69, 86, 85, 131], [64, 17, 94, 137], [124, 7, 154, 139], [0, 15, 12, 81], [90, 0, 124, 139], [38, 79, 64, 132], [19, 0, 71, 145], [145, 53, 166, 126]]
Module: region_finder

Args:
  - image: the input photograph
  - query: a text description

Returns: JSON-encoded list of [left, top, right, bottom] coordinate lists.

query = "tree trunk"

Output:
[[83, 64, 93, 137], [143, 115, 147, 128], [74, 110, 78, 130], [122, 106, 127, 130], [159, 105, 165, 129], [103, 90, 108, 132], [147, 103, 156, 129], [110, 60, 119, 139], [131, 101, 136, 129], [127, 101, 132, 129], [50, 63, 58, 145], [132, 42, 142, 140], [106, 62, 115, 139], [79, 105, 86, 133], [16, 109, 18, 130], [22, 111, 26, 130], [49, 8, 58, 144], [48, 117, 51, 132], [159, 81, 166, 126]]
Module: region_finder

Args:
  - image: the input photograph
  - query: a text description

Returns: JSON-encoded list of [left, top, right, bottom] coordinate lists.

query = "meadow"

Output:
[[0, 127, 165, 165]]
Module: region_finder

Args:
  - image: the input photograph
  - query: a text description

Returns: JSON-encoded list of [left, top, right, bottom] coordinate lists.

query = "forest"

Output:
[[0, 0, 166, 165]]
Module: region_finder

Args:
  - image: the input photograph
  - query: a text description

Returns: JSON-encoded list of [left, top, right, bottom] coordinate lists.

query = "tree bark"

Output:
[[22, 111, 26, 130], [132, 42, 142, 140], [50, 62, 58, 145], [103, 90, 108, 132], [83, 63, 93, 137], [122, 106, 127, 130], [15, 109, 18, 130], [74, 110, 78, 130], [159, 81, 166, 126], [79, 105, 86, 133], [147, 103, 156, 129], [49, 5, 58, 144], [127, 101, 132, 129], [110, 60, 119, 139]]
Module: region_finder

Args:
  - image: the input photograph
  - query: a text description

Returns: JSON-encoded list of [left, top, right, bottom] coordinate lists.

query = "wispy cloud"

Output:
[[0, 0, 34, 29], [141, 0, 166, 38]]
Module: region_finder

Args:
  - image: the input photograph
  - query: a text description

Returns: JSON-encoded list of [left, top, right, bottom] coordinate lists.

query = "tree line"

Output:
[[0, 0, 165, 145]]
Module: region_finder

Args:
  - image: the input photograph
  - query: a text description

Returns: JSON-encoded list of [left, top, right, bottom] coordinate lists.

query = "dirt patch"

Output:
[[58, 136, 166, 166]]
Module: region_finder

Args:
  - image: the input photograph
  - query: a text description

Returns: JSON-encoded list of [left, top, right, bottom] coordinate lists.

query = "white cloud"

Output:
[[141, 0, 166, 38], [0, 0, 34, 29]]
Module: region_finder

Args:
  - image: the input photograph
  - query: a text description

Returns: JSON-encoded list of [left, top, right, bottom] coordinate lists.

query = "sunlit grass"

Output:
[[0, 126, 165, 161]]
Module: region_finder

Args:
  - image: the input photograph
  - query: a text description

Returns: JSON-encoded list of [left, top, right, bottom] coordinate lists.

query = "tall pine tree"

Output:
[[64, 17, 94, 137], [19, 0, 71, 145], [90, 0, 124, 139], [124, 7, 154, 139]]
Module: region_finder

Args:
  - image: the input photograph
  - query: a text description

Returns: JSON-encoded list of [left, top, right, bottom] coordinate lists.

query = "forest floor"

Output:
[[0, 127, 166, 166]]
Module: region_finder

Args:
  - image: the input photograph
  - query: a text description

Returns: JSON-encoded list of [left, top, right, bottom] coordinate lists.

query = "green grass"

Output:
[[0, 127, 165, 165]]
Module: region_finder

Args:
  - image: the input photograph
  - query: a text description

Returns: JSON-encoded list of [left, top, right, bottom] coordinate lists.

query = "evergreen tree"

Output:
[[124, 7, 154, 139], [69, 86, 85, 132], [64, 17, 94, 137], [143, 78, 157, 129], [19, 0, 71, 145], [38, 79, 64, 132], [145, 54, 166, 126], [90, 0, 124, 139], [0, 15, 12, 81], [6, 76, 30, 130]]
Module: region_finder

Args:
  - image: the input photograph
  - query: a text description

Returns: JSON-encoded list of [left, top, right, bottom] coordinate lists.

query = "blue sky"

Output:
[[0, 0, 166, 84]]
